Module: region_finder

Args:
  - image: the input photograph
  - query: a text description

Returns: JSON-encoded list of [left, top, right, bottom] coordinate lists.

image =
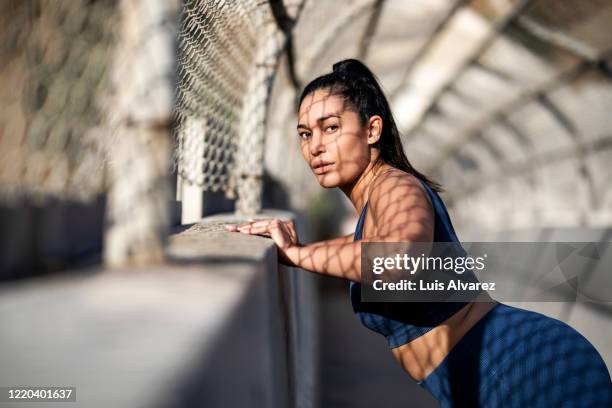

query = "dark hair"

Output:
[[298, 59, 443, 192]]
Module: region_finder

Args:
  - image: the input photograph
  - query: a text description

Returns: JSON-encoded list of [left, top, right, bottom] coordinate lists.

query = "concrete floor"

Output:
[[318, 279, 438, 408]]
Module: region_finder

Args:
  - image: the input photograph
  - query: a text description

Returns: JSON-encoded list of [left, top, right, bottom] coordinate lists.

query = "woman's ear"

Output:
[[367, 115, 383, 145]]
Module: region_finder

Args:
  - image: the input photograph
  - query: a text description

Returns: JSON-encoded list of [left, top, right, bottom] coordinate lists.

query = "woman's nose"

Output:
[[309, 131, 325, 156]]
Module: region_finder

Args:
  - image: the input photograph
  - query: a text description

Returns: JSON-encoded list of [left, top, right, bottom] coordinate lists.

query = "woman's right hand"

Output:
[[225, 218, 302, 266]]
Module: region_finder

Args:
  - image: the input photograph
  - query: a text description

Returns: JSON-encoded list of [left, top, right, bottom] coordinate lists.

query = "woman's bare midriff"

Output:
[[390, 292, 498, 382]]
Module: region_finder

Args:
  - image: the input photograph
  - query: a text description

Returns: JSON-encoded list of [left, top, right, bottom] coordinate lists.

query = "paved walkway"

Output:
[[319, 281, 437, 408]]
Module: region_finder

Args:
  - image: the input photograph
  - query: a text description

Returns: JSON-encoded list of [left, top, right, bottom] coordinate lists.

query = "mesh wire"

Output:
[[0, 0, 376, 228], [0, 0, 179, 267], [173, 0, 259, 197], [0, 0, 118, 203]]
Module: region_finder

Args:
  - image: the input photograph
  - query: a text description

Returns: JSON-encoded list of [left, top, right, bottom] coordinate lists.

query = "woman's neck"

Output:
[[341, 158, 389, 214]]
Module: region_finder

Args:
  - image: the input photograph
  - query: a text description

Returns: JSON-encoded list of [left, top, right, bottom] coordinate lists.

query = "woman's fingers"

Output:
[[245, 220, 276, 228], [225, 220, 267, 231], [225, 224, 272, 237], [237, 224, 275, 234], [226, 218, 288, 230], [225, 219, 297, 247]]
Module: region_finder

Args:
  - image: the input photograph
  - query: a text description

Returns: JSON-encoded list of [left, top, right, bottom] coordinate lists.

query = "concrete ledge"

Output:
[[0, 210, 318, 408]]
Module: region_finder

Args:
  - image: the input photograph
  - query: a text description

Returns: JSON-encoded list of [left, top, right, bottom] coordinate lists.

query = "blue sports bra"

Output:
[[350, 178, 482, 348]]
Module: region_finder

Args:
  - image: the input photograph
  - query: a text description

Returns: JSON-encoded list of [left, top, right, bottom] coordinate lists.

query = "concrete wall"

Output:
[[0, 196, 106, 281], [0, 210, 318, 408]]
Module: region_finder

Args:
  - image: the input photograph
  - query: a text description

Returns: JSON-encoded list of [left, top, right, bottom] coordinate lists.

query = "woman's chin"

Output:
[[315, 173, 342, 188]]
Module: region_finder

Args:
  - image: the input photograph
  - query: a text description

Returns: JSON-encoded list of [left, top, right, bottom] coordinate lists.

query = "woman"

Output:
[[226, 59, 612, 407]]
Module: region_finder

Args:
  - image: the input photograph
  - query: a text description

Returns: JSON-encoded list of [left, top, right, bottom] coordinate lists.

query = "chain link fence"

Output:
[[174, 0, 257, 199], [173, 0, 308, 217], [0, 0, 179, 270], [0, 0, 117, 203]]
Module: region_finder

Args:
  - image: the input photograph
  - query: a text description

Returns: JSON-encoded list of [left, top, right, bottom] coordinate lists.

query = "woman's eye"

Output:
[[298, 132, 311, 140], [325, 124, 338, 133]]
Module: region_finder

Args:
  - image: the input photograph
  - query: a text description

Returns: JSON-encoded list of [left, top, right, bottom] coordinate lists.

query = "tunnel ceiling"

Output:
[[275, 0, 612, 229]]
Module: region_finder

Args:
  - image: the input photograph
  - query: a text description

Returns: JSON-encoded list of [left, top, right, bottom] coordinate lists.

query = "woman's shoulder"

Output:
[[367, 165, 435, 240], [369, 165, 432, 209]]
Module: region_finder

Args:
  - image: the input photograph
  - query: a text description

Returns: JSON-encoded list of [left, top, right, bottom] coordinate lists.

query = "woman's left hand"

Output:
[[225, 219, 301, 266]]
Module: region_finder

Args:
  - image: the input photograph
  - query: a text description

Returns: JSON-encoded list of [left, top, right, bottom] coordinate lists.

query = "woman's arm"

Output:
[[284, 237, 366, 282], [286, 175, 434, 282], [228, 174, 434, 283], [307, 233, 354, 248], [226, 219, 364, 281], [285, 235, 431, 283]]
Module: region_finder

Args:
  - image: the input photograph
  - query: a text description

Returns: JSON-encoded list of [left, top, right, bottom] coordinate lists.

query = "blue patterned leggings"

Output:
[[417, 303, 612, 407]]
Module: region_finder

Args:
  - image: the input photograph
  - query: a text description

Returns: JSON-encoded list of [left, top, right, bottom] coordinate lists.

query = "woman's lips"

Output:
[[313, 163, 334, 174]]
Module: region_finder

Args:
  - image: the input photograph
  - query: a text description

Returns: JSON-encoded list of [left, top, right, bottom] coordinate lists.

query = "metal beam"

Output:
[[269, 0, 305, 91], [446, 133, 612, 202], [426, 46, 612, 175], [537, 93, 598, 217], [423, 58, 596, 174], [358, 0, 386, 61], [389, 0, 469, 100], [297, 0, 377, 80], [513, 15, 599, 62], [402, 0, 535, 142]]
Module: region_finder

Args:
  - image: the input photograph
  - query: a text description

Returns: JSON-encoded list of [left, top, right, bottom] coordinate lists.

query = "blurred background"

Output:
[[0, 1, 611, 407]]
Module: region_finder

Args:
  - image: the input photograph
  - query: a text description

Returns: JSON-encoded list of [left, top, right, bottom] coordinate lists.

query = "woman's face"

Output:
[[297, 89, 371, 188]]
